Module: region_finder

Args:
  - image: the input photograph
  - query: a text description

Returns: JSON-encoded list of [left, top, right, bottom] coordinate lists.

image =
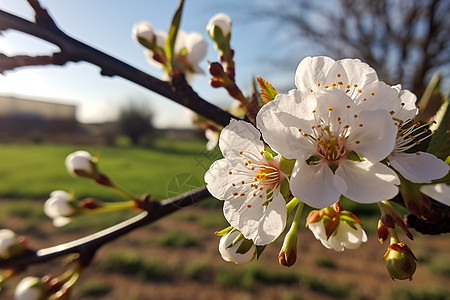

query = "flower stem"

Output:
[[286, 197, 300, 216], [390, 227, 400, 244], [84, 201, 136, 214], [291, 201, 304, 229], [111, 186, 139, 201]]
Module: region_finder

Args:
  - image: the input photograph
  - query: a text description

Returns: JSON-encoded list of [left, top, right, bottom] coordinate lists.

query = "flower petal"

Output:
[[336, 160, 399, 204], [295, 56, 346, 92], [219, 119, 263, 160], [256, 90, 315, 159], [205, 159, 240, 200], [353, 81, 398, 112], [389, 152, 449, 183], [185, 32, 207, 64], [348, 110, 397, 161], [420, 184, 450, 206], [253, 192, 287, 245], [290, 161, 345, 208], [336, 58, 378, 88]]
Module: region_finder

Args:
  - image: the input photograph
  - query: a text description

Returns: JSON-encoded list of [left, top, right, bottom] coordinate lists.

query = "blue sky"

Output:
[[0, 0, 301, 127]]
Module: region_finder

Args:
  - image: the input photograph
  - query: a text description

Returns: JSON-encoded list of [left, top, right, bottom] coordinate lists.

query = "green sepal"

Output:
[[280, 178, 291, 200], [256, 245, 266, 260], [263, 150, 274, 161], [214, 225, 233, 236], [136, 36, 154, 50], [212, 25, 231, 57], [227, 232, 243, 249], [165, 0, 185, 72], [339, 214, 358, 230], [346, 151, 364, 162], [235, 238, 254, 254], [280, 156, 296, 176]]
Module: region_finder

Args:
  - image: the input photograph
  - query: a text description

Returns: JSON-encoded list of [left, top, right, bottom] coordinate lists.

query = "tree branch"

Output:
[[0, 8, 236, 128], [0, 53, 69, 73], [0, 187, 211, 269]]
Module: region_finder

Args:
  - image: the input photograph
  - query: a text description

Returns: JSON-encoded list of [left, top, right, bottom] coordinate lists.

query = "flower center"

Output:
[[299, 107, 355, 164], [228, 151, 282, 203]]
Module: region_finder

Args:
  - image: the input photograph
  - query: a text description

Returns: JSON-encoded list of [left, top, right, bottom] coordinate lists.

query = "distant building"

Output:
[[0, 95, 79, 138]]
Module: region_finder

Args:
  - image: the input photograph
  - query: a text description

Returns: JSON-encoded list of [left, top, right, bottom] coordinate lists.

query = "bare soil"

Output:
[[1, 200, 449, 300]]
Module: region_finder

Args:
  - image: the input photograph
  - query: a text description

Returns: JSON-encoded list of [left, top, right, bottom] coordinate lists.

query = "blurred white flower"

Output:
[[205, 128, 219, 151], [206, 13, 232, 38], [44, 190, 76, 227], [14, 277, 46, 300], [420, 184, 450, 206], [65, 150, 97, 179], [0, 229, 19, 258], [219, 230, 256, 264], [132, 21, 155, 46], [308, 218, 368, 252]]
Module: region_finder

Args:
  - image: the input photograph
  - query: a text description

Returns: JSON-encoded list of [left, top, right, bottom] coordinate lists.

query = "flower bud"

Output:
[[65, 151, 99, 180], [132, 21, 156, 49], [219, 231, 256, 264], [44, 190, 77, 227], [278, 230, 297, 267], [383, 243, 417, 280], [308, 208, 368, 252], [0, 229, 24, 259], [377, 220, 390, 244], [14, 276, 47, 300], [206, 13, 231, 39]]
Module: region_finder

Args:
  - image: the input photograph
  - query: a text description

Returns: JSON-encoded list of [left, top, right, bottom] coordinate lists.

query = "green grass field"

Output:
[[0, 139, 215, 201]]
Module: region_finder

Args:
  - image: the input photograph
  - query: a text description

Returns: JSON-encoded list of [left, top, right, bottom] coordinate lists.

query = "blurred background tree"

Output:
[[119, 100, 155, 146], [259, 0, 450, 97]]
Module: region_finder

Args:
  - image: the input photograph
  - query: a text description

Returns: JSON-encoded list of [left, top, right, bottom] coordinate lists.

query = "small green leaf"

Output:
[[165, 0, 185, 72], [257, 76, 278, 103]]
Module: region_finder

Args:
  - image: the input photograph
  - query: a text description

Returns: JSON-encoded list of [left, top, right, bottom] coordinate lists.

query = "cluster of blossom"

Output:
[[201, 14, 449, 280]]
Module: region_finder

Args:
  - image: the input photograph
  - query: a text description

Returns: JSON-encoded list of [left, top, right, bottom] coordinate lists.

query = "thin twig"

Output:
[[0, 53, 69, 73], [0, 8, 236, 128], [0, 188, 211, 269]]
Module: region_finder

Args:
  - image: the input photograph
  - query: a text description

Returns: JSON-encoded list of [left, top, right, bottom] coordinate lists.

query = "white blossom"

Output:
[[65, 150, 96, 178], [132, 21, 155, 45], [143, 29, 207, 83], [14, 277, 46, 300], [205, 128, 219, 151], [0, 229, 18, 258], [295, 56, 398, 112], [219, 230, 256, 264], [206, 13, 232, 38], [257, 88, 399, 208], [44, 190, 76, 227], [420, 184, 450, 206], [386, 85, 449, 183], [308, 219, 368, 252], [205, 119, 287, 245]]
